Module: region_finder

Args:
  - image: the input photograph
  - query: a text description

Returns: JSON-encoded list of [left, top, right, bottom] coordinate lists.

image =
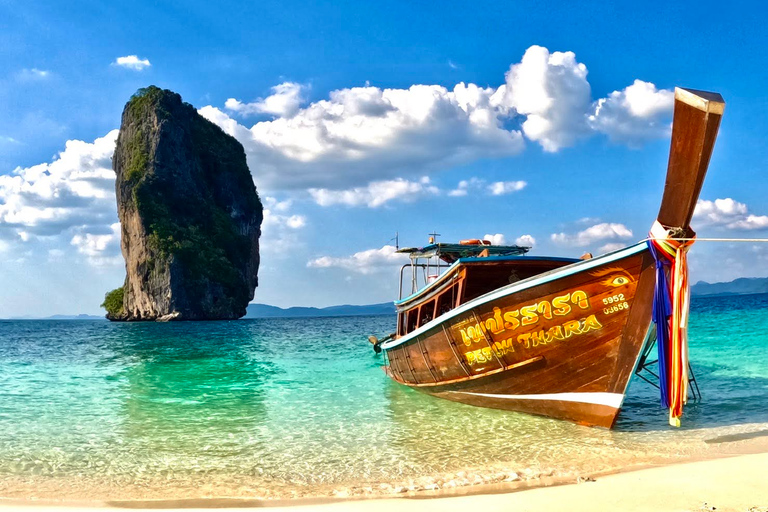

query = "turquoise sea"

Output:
[[1, 293, 768, 501]]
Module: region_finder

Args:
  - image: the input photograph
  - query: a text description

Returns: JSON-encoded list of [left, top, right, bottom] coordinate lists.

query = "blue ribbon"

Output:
[[647, 240, 672, 408]]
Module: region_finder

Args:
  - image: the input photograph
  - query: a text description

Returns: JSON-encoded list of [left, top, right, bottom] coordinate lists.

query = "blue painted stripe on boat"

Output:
[[394, 255, 580, 306], [381, 242, 648, 351]]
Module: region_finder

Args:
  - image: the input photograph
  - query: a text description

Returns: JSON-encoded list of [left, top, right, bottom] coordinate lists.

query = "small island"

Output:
[[103, 86, 263, 321]]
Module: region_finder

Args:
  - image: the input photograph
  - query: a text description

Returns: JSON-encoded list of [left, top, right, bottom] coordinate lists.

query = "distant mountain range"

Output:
[[11, 279, 767, 320], [7, 314, 107, 320], [691, 277, 768, 297], [3, 304, 396, 320], [244, 302, 396, 318]]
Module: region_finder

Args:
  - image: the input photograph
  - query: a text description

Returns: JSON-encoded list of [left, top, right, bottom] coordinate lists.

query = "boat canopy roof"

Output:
[[397, 242, 530, 263]]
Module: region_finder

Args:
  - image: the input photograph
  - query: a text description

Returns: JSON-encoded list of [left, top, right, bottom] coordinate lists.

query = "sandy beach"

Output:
[[2, 452, 767, 512]]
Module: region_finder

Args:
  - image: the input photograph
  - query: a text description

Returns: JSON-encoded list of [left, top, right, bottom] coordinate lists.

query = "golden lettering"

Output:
[[552, 293, 571, 316], [581, 314, 603, 333], [563, 320, 582, 338], [467, 325, 478, 344], [503, 310, 520, 330], [546, 325, 565, 341], [537, 300, 553, 320], [517, 332, 532, 348], [493, 338, 515, 358], [571, 290, 590, 310], [487, 308, 505, 335], [520, 304, 538, 326], [531, 329, 548, 347]]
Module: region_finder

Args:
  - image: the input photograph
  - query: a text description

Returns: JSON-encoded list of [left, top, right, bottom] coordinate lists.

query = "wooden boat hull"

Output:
[[381, 243, 656, 427], [377, 87, 725, 428]]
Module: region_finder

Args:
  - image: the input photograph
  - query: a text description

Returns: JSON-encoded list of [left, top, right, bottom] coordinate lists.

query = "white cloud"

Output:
[[488, 180, 527, 195], [309, 177, 439, 208], [693, 198, 768, 230], [199, 45, 670, 191], [113, 55, 151, 71], [0, 130, 119, 242], [285, 215, 306, 229], [448, 178, 481, 197], [70, 223, 122, 266], [588, 80, 674, 145], [448, 177, 526, 197], [200, 81, 526, 190], [260, 196, 307, 253], [551, 222, 633, 247], [597, 242, 627, 254], [491, 45, 591, 152], [307, 244, 408, 274], [16, 68, 51, 81], [515, 234, 536, 247], [225, 82, 307, 117], [484, 233, 507, 245]]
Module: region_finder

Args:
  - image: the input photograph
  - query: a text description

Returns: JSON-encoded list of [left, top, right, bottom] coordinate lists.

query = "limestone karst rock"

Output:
[[105, 86, 263, 321]]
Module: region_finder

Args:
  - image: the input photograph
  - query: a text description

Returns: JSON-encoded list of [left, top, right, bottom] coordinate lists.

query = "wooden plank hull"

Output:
[[382, 244, 657, 427], [378, 87, 725, 428]]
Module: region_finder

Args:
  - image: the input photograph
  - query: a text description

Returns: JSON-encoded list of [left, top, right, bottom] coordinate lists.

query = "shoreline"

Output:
[[2, 449, 768, 511]]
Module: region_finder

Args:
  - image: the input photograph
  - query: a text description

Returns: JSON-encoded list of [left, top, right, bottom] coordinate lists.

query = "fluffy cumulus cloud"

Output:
[[307, 244, 408, 274], [201, 81, 526, 191], [0, 130, 119, 242], [113, 55, 151, 71], [491, 45, 591, 152], [201, 45, 672, 192], [551, 222, 633, 247], [70, 222, 122, 266], [225, 82, 307, 118], [693, 198, 768, 230], [484, 233, 507, 245], [588, 80, 675, 145], [260, 197, 307, 253], [309, 177, 439, 208], [488, 180, 527, 195], [309, 176, 526, 207], [515, 234, 536, 247]]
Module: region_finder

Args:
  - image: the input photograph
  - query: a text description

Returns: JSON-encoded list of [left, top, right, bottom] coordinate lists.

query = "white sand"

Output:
[[2, 453, 767, 512]]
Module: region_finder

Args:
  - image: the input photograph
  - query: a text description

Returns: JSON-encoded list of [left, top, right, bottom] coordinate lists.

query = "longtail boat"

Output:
[[370, 88, 725, 428]]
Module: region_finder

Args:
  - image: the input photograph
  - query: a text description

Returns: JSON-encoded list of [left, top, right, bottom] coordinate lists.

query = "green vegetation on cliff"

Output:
[[101, 287, 125, 317]]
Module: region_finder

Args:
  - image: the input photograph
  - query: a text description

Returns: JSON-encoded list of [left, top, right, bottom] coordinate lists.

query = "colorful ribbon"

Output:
[[647, 220, 695, 427]]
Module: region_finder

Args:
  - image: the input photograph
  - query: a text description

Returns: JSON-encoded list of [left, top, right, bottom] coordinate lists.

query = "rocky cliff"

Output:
[[105, 86, 263, 321]]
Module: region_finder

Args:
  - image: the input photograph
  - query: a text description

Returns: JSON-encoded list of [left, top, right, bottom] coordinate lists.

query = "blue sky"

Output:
[[2, 0, 768, 316]]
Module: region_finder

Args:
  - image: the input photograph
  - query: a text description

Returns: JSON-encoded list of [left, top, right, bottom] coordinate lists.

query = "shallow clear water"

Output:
[[1, 294, 767, 500]]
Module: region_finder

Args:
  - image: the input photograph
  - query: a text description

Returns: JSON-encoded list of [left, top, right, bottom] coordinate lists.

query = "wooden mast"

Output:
[[657, 88, 725, 230]]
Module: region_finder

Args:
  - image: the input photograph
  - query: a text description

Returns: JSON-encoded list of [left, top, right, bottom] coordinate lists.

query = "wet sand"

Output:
[[2, 452, 767, 511]]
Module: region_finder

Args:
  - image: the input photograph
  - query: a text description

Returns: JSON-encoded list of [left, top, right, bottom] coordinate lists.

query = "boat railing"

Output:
[[399, 262, 452, 300]]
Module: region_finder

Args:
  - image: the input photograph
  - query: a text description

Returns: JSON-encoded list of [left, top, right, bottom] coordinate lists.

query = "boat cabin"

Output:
[[394, 240, 578, 337]]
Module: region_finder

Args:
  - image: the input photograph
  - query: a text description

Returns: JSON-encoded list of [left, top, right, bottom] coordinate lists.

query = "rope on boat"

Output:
[[645, 237, 768, 243], [647, 221, 695, 428], [641, 234, 768, 426]]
